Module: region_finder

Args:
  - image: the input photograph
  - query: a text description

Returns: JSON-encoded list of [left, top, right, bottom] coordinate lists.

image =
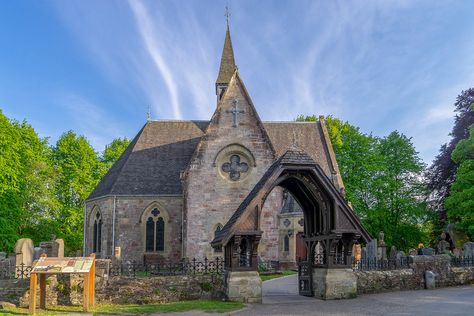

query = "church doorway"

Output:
[[296, 232, 306, 261]]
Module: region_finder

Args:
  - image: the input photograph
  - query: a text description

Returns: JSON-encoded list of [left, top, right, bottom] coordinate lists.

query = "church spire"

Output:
[[216, 7, 236, 102]]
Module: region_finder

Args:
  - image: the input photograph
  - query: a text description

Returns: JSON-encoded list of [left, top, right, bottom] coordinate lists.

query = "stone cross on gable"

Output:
[[226, 99, 245, 127]]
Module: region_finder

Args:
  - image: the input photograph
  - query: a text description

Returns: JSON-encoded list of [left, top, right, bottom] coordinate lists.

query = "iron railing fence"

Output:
[[110, 257, 224, 277], [0, 258, 224, 280], [450, 256, 474, 267], [352, 256, 411, 271], [0, 263, 32, 280]]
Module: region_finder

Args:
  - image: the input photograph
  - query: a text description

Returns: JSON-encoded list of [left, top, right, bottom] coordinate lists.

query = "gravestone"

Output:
[[352, 244, 361, 263], [437, 232, 451, 254], [366, 239, 377, 260], [33, 247, 42, 260], [0, 252, 6, 260], [56, 239, 65, 258], [421, 248, 434, 255], [463, 242, 474, 258], [408, 249, 417, 256], [39, 236, 64, 257], [396, 251, 405, 260], [425, 271, 436, 289], [389, 246, 397, 260], [453, 248, 463, 258], [361, 247, 367, 260], [14, 238, 34, 266], [377, 232, 387, 260]]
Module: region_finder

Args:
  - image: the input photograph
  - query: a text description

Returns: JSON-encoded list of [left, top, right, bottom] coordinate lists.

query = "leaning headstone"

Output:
[[0, 252, 6, 260], [366, 239, 378, 260], [14, 238, 34, 266], [422, 248, 434, 255], [463, 242, 474, 259], [396, 251, 405, 260], [425, 271, 436, 289]]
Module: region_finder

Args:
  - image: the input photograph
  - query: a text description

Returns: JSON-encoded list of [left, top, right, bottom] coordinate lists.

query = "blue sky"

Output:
[[1, 1, 474, 163]]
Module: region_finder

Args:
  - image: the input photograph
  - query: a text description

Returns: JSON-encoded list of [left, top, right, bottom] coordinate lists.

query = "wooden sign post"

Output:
[[29, 253, 96, 315]]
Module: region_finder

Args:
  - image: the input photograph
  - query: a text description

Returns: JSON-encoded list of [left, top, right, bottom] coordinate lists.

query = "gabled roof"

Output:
[[212, 148, 371, 246], [86, 120, 208, 200], [216, 25, 236, 85], [87, 120, 343, 200]]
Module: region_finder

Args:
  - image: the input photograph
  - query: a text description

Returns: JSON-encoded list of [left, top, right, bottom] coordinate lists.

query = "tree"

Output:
[[445, 123, 474, 240], [296, 115, 430, 250], [51, 131, 102, 252], [427, 89, 474, 210], [0, 111, 57, 252], [101, 137, 130, 170]]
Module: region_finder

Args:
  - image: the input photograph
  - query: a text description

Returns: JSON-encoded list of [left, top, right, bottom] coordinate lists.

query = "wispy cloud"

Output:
[[128, 0, 181, 119]]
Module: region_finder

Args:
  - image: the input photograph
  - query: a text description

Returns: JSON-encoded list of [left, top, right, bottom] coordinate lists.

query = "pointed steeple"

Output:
[[215, 23, 237, 101]]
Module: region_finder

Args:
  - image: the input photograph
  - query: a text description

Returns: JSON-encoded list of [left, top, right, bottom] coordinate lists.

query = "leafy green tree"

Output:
[[296, 115, 430, 250], [0, 111, 57, 251], [51, 131, 102, 252], [445, 124, 474, 240], [101, 137, 130, 170]]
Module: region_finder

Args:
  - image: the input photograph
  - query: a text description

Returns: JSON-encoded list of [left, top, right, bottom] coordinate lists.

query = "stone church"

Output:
[[84, 25, 345, 267]]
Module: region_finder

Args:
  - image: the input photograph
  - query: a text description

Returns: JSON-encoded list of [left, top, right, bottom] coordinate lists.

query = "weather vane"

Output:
[[225, 4, 231, 26]]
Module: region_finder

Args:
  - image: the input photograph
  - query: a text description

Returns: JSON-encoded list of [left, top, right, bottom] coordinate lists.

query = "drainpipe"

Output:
[[83, 204, 87, 256], [112, 195, 116, 258]]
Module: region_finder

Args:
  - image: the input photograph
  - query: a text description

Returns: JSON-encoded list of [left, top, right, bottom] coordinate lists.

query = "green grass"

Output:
[[0, 300, 245, 315], [260, 270, 297, 282]]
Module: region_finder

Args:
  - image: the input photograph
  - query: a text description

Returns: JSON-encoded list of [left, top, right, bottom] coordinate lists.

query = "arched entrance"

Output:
[[212, 148, 371, 302]]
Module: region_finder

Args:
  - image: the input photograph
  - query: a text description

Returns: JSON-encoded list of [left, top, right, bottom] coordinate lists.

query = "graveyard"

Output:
[[1, 1, 474, 315]]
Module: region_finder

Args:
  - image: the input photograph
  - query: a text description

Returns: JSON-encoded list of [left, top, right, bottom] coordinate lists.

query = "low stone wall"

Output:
[[0, 274, 225, 307], [97, 274, 225, 304], [355, 255, 474, 294], [355, 269, 422, 294]]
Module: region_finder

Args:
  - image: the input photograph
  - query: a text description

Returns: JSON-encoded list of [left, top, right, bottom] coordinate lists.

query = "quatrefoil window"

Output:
[[151, 208, 160, 217], [221, 155, 249, 181]]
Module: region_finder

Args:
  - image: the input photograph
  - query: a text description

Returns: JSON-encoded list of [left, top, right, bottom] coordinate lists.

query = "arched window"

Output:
[[144, 207, 165, 252], [93, 212, 102, 253], [284, 235, 290, 252], [214, 224, 223, 253]]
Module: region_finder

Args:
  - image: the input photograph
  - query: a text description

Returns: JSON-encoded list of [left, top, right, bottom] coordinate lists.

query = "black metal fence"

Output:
[[352, 256, 411, 271], [110, 257, 224, 277], [0, 263, 32, 280], [451, 256, 474, 267]]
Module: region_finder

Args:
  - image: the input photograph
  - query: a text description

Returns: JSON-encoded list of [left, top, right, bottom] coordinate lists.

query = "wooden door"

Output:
[[296, 232, 307, 261]]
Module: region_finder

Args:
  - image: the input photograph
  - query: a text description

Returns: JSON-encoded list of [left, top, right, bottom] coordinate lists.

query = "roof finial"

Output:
[[225, 4, 231, 27], [147, 105, 151, 121]]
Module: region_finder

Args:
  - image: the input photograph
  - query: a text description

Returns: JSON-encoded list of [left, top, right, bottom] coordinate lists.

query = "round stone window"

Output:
[[214, 144, 255, 182]]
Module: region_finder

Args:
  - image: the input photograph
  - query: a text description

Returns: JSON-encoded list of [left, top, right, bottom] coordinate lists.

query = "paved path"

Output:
[[237, 280, 474, 316], [153, 275, 474, 316]]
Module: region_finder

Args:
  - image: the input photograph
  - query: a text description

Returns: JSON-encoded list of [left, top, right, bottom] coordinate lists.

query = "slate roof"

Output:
[[216, 25, 236, 85], [87, 121, 337, 200], [87, 120, 208, 200]]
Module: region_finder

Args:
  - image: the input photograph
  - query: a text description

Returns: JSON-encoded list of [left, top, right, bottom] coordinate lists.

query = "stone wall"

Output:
[[85, 196, 183, 263], [184, 76, 276, 260], [0, 274, 224, 307], [97, 274, 225, 304], [355, 255, 474, 294]]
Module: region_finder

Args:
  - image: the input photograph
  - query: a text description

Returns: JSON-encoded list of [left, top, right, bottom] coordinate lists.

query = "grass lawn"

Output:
[[260, 270, 297, 282], [0, 300, 245, 315]]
